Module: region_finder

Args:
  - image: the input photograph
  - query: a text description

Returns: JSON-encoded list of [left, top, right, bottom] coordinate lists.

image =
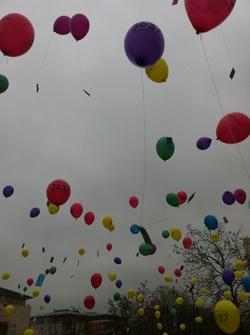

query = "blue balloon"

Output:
[[130, 224, 139, 234], [242, 277, 250, 292], [204, 215, 218, 230]]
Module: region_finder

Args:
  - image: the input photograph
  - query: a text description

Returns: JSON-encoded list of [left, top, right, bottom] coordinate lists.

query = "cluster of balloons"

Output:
[[53, 14, 90, 41], [222, 188, 247, 205], [166, 190, 188, 207]]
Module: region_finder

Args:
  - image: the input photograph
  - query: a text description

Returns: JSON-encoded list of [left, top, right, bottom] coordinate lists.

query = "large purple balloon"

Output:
[[124, 21, 165, 68], [69, 14, 90, 41], [222, 268, 235, 285], [53, 16, 70, 35], [30, 207, 40, 218], [234, 188, 246, 205], [196, 137, 212, 150], [3, 185, 14, 198], [222, 191, 235, 205]]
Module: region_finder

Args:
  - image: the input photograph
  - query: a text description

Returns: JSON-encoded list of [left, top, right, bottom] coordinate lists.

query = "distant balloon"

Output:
[[30, 207, 40, 218], [222, 269, 235, 285], [174, 269, 182, 277], [4, 305, 14, 316], [84, 295, 95, 310], [150, 244, 157, 255], [149, 297, 156, 307], [22, 249, 29, 258], [32, 289, 39, 298], [115, 279, 122, 288], [170, 308, 177, 316], [166, 193, 179, 207], [130, 224, 139, 234], [0, 74, 9, 93], [44, 294, 51, 304], [23, 329, 34, 335], [127, 288, 135, 299], [129, 196, 139, 208], [158, 266, 165, 274], [69, 13, 90, 41], [162, 230, 169, 238], [211, 233, 219, 242], [139, 243, 152, 256], [216, 112, 250, 144], [156, 137, 175, 161], [27, 278, 33, 286], [108, 272, 116, 281], [164, 275, 173, 283], [49, 266, 57, 275], [0, 13, 35, 57], [70, 203, 83, 219], [2, 272, 10, 280], [106, 243, 112, 251], [124, 21, 165, 68], [102, 216, 113, 229], [177, 191, 187, 205], [3, 185, 14, 198], [137, 294, 143, 302], [78, 247, 85, 255], [170, 228, 182, 241], [114, 257, 122, 265], [145, 58, 169, 83], [113, 292, 120, 301], [196, 137, 212, 150], [91, 273, 102, 289], [242, 277, 250, 292], [234, 188, 246, 205], [46, 179, 71, 206], [204, 215, 218, 230], [184, 0, 236, 34], [84, 211, 95, 225], [53, 16, 70, 35], [222, 191, 235, 205], [182, 236, 192, 249], [48, 203, 60, 215]]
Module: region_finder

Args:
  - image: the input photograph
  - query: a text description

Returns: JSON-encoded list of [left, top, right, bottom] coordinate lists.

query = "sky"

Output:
[[0, 0, 250, 317]]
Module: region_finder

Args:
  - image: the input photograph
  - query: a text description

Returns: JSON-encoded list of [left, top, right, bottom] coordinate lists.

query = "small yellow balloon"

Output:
[[176, 297, 184, 305], [108, 272, 116, 281], [195, 316, 203, 323], [145, 58, 169, 83], [180, 324, 186, 330], [164, 274, 173, 283], [109, 223, 115, 232], [235, 260, 244, 271], [78, 247, 85, 255], [157, 323, 162, 330], [2, 272, 10, 280], [238, 292, 249, 301], [22, 248, 29, 258], [234, 270, 244, 279], [127, 288, 135, 299], [102, 216, 113, 229], [154, 304, 160, 311], [195, 300, 203, 308], [155, 311, 161, 319], [170, 228, 182, 242], [39, 304, 44, 311], [5, 305, 14, 316], [137, 293, 143, 302], [138, 307, 144, 316], [190, 278, 197, 285], [214, 300, 240, 334], [224, 291, 232, 298], [201, 287, 208, 295], [211, 233, 219, 242], [32, 289, 39, 298], [23, 329, 34, 335], [48, 203, 60, 215]]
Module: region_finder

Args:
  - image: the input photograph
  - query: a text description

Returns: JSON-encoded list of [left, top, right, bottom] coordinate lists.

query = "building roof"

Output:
[[0, 286, 33, 300]]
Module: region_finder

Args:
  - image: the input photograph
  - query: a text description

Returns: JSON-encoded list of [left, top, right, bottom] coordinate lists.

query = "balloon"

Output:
[[84, 211, 95, 225], [222, 268, 235, 285], [3, 301, 8, 307], [44, 294, 51, 304], [182, 236, 192, 249], [32, 290, 39, 298], [46, 179, 71, 206], [127, 288, 135, 299], [242, 276, 250, 292], [214, 300, 240, 334], [166, 193, 179, 207], [0, 13, 35, 57], [113, 292, 120, 302], [91, 273, 102, 289], [216, 112, 250, 144], [180, 324, 186, 330], [53, 16, 70, 35], [130, 224, 139, 234], [129, 196, 139, 208], [157, 323, 162, 330], [184, 0, 236, 34], [195, 317, 203, 323], [2, 272, 10, 280], [106, 243, 112, 251], [162, 230, 169, 238], [150, 243, 156, 255], [139, 243, 152, 256], [78, 247, 85, 255], [3, 185, 14, 198], [0, 74, 9, 93], [170, 228, 182, 241], [114, 257, 122, 265], [23, 329, 34, 335], [201, 288, 208, 295], [30, 207, 40, 218], [190, 278, 197, 285], [195, 300, 203, 308], [115, 279, 122, 288], [124, 21, 165, 68], [138, 307, 144, 316], [204, 214, 218, 230], [164, 275, 173, 283], [149, 298, 156, 307], [156, 137, 175, 161], [234, 188, 247, 205], [238, 292, 249, 300], [170, 308, 177, 316], [4, 305, 14, 316], [222, 191, 235, 205], [84, 295, 95, 310], [234, 271, 243, 279], [69, 14, 90, 41], [137, 294, 143, 302], [70, 203, 83, 219], [158, 266, 165, 274], [174, 269, 182, 277], [49, 266, 57, 275], [39, 305, 44, 311], [102, 216, 112, 229], [176, 297, 184, 305], [224, 291, 232, 298], [108, 272, 116, 281], [235, 260, 244, 271], [196, 137, 212, 150], [48, 203, 60, 215], [109, 223, 115, 232], [145, 58, 169, 83], [27, 278, 33, 286], [177, 191, 187, 205]]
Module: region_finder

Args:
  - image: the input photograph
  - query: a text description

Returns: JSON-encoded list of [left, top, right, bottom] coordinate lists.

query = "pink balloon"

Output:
[[129, 196, 139, 208], [184, 0, 236, 34], [53, 16, 70, 35], [234, 188, 247, 205], [69, 13, 90, 41]]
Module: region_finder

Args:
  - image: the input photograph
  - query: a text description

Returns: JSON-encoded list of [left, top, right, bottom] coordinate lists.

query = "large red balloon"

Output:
[[0, 13, 35, 57], [84, 211, 95, 225], [70, 203, 83, 219], [69, 14, 90, 41], [91, 273, 102, 289], [53, 16, 70, 35], [46, 179, 71, 206], [184, 0, 236, 34], [216, 112, 250, 144], [129, 196, 139, 208], [84, 295, 95, 310]]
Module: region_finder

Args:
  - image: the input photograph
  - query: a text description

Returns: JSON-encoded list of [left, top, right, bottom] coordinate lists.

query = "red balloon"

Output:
[[46, 179, 71, 206], [106, 243, 112, 251], [183, 236, 192, 249], [91, 273, 102, 289], [184, 0, 236, 34], [216, 112, 250, 144], [84, 295, 95, 310], [234, 188, 246, 205], [84, 211, 95, 225], [0, 13, 35, 57], [27, 278, 33, 286], [174, 269, 182, 277], [129, 196, 139, 208], [70, 203, 83, 219], [53, 16, 70, 35], [158, 266, 165, 274], [177, 191, 187, 205], [69, 13, 90, 41]]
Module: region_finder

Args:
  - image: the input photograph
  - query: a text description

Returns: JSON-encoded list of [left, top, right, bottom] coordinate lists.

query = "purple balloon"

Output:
[[3, 185, 14, 198], [53, 16, 70, 35], [222, 268, 235, 285], [114, 257, 122, 265], [44, 294, 51, 303], [234, 188, 246, 205], [69, 13, 90, 41], [222, 191, 235, 205], [124, 21, 165, 68], [115, 279, 122, 288], [196, 137, 212, 150], [30, 207, 40, 218]]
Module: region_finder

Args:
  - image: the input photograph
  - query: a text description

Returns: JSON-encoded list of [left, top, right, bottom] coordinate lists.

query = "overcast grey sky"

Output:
[[0, 0, 250, 316]]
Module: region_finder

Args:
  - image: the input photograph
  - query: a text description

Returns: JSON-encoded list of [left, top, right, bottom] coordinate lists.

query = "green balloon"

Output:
[[23, 286, 27, 292], [0, 74, 9, 94], [166, 193, 179, 207], [170, 308, 177, 316], [156, 137, 175, 161], [50, 266, 57, 275], [139, 243, 152, 256], [162, 230, 169, 238], [113, 292, 121, 301]]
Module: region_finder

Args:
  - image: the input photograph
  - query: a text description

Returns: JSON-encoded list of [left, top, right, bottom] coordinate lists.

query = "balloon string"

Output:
[[220, 26, 235, 75], [41, 216, 55, 270], [76, 42, 91, 96], [163, 82, 171, 136], [139, 69, 147, 227], [36, 31, 54, 92]]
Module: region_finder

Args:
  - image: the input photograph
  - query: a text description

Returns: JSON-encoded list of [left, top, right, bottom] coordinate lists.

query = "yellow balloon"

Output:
[[78, 247, 85, 255], [154, 304, 160, 311], [127, 288, 135, 299], [48, 203, 60, 215], [180, 324, 186, 330], [190, 278, 197, 285], [108, 272, 116, 281], [102, 216, 113, 229], [157, 323, 162, 330], [211, 233, 219, 242], [235, 260, 244, 271], [214, 300, 240, 334], [201, 287, 208, 295], [155, 311, 161, 319], [234, 270, 244, 279], [195, 316, 203, 323], [2, 272, 10, 280], [108, 223, 115, 232], [22, 248, 29, 258], [23, 329, 34, 335], [5, 305, 14, 316], [164, 274, 173, 283], [170, 228, 182, 242], [238, 292, 249, 301], [224, 291, 232, 298], [145, 58, 169, 83], [39, 304, 44, 311], [162, 333, 168, 335], [176, 297, 184, 305], [137, 293, 143, 302], [195, 300, 203, 308], [138, 307, 144, 316], [32, 289, 39, 298]]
